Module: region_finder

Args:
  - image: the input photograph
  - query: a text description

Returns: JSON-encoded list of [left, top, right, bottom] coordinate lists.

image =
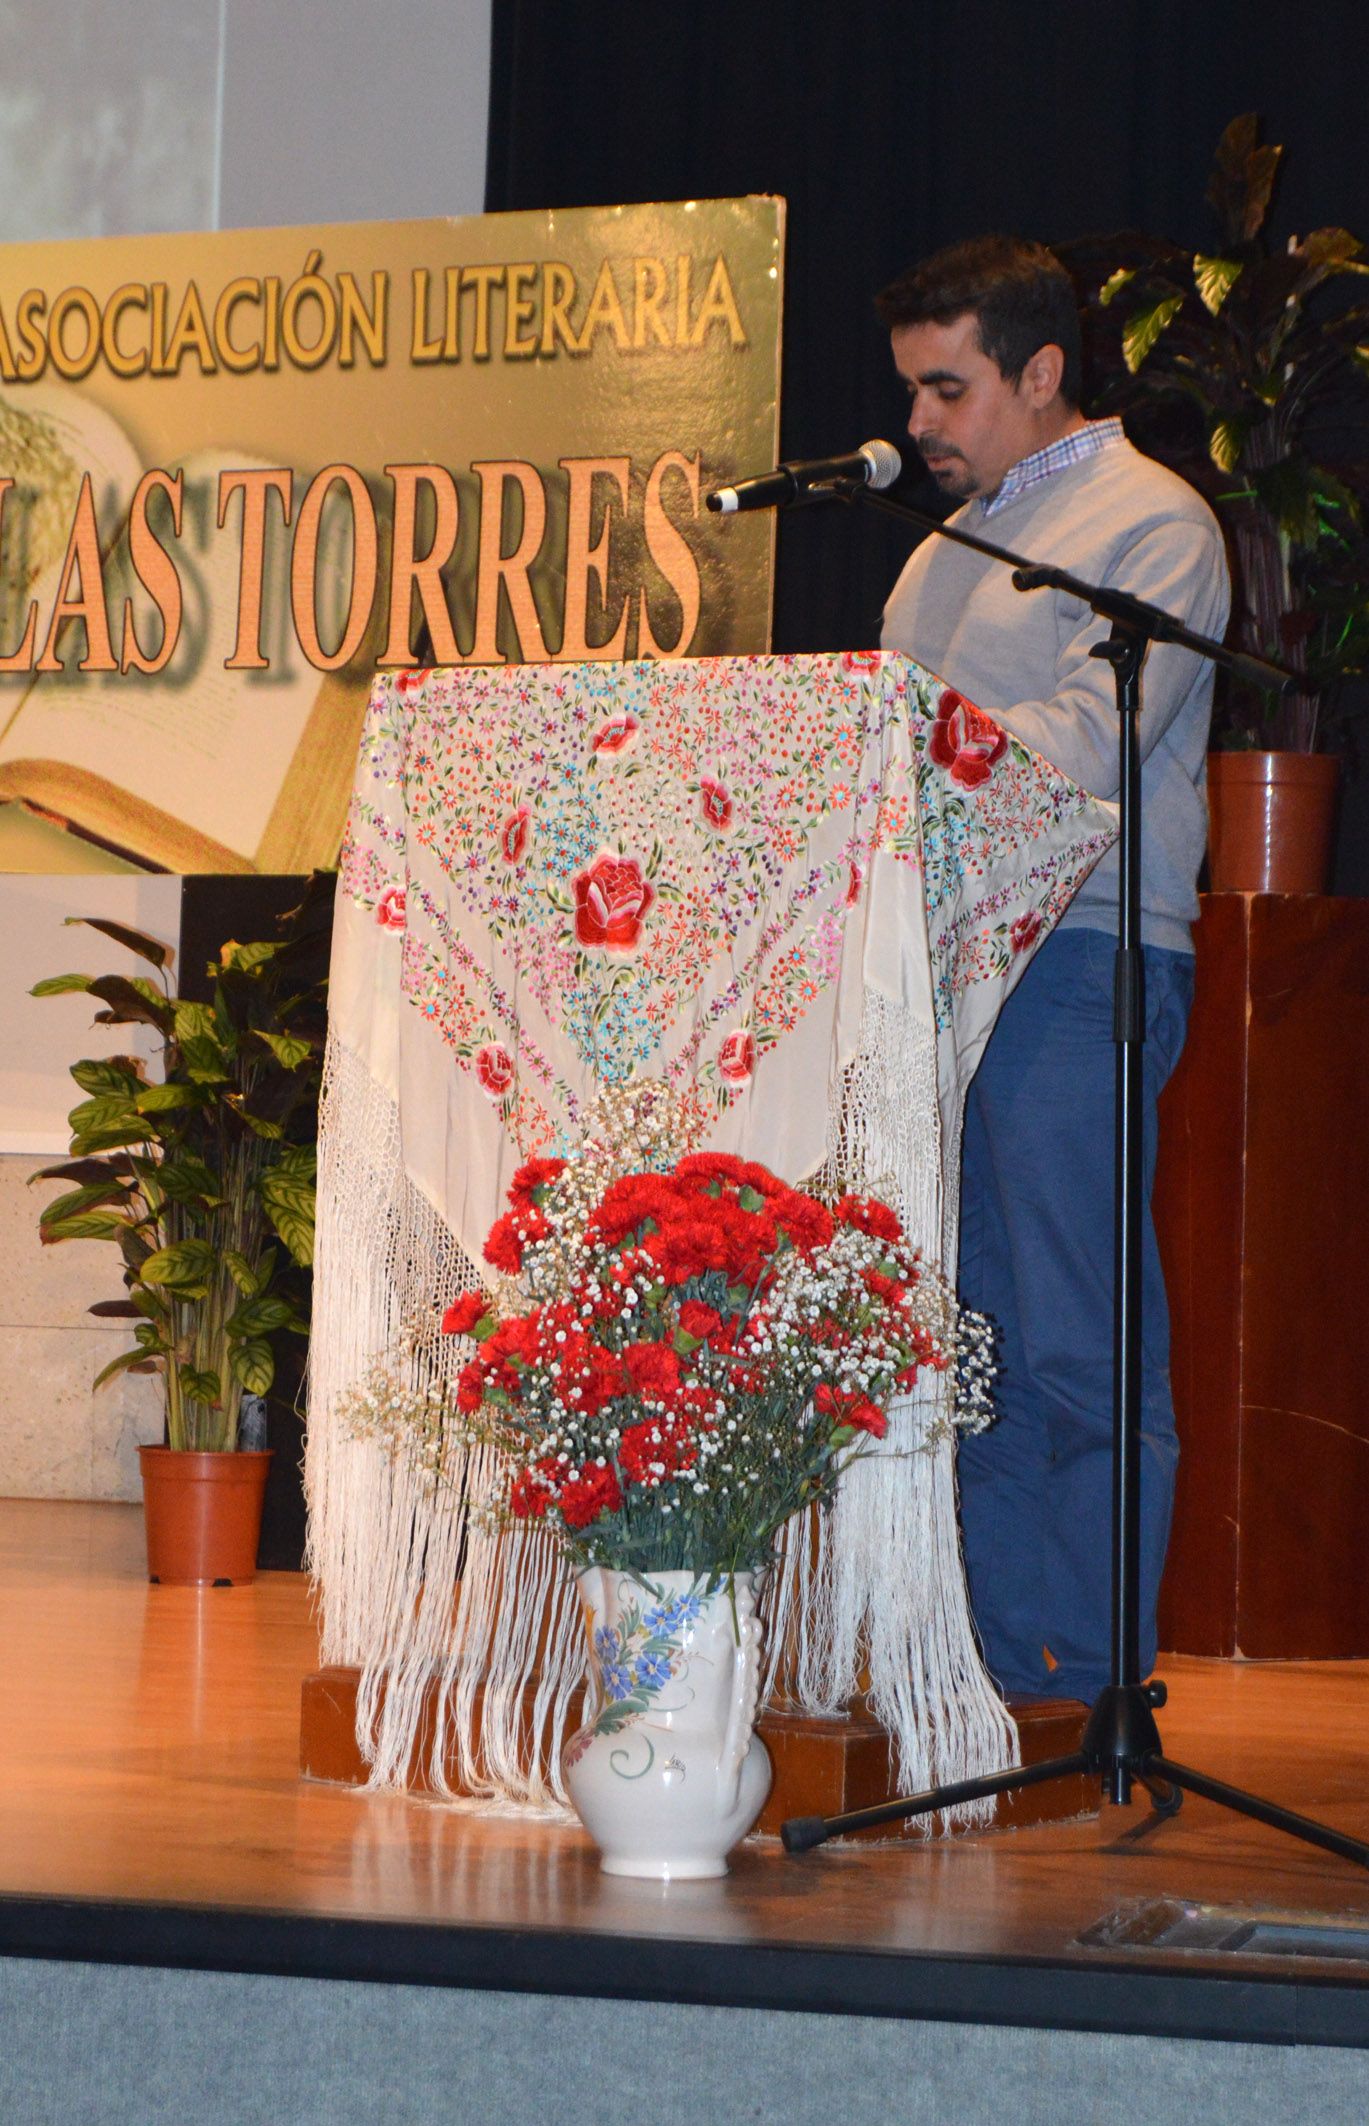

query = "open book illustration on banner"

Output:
[[0, 414, 366, 874]]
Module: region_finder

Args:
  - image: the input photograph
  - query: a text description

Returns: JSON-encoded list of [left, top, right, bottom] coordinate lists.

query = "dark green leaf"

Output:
[[226, 1294, 296, 1337], [217, 940, 280, 975], [1097, 266, 1136, 309], [1193, 254, 1242, 316], [223, 1250, 256, 1295], [253, 1029, 313, 1070], [87, 1298, 142, 1318], [259, 1167, 315, 1263], [1123, 295, 1185, 373], [229, 1338, 275, 1394], [84, 975, 174, 1031], [1205, 113, 1281, 246], [141, 1238, 217, 1293], [28, 1157, 133, 1185], [69, 1057, 144, 1097], [65, 915, 174, 970], [136, 1082, 204, 1113], [180, 1366, 222, 1408], [38, 1182, 133, 1224], [40, 1210, 130, 1243]]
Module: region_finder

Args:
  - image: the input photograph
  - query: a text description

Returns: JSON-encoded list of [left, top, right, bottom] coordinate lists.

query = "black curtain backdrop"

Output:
[[485, 0, 1369, 889]]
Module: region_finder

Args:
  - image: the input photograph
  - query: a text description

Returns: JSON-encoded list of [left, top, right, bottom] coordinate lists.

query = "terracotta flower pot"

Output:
[[1206, 750, 1341, 895], [138, 1446, 273, 1585]]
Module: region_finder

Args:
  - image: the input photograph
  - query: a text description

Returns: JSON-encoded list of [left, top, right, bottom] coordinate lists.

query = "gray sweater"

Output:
[[882, 437, 1231, 953]]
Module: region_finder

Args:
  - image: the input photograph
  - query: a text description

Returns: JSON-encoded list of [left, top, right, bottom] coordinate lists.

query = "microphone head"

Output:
[[859, 439, 903, 491]]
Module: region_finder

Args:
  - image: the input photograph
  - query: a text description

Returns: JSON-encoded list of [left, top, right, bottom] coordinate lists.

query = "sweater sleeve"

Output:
[[985, 515, 1231, 800]]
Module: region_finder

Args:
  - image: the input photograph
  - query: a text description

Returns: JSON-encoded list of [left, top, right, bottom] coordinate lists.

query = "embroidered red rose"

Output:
[[592, 710, 640, 756], [499, 806, 531, 864], [572, 853, 656, 952], [928, 691, 1008, 790], [394, 668, 429, 695], [699, 776, 733, 831], [476, 1042, 516, 1098], [376, 887, 406, 932], [718, 1029, 755, 1085], [1010, 910, 1044, 955], [845, 862, 864, 907]]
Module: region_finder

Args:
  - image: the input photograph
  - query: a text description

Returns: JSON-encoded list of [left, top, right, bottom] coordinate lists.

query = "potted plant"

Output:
[[31, 884, 327, 1583], [1061, 114, 1369, 890]]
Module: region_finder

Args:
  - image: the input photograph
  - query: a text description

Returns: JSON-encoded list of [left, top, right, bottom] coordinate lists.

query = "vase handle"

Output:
[[717, 1581, 762, 1815]]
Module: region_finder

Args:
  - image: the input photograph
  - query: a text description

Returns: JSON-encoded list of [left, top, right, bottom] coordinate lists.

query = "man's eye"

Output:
[[939, 387, 963, 403]]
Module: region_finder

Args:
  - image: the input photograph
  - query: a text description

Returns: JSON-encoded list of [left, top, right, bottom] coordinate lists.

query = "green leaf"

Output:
[[1122, 295, 1185, 373], [253, 1029, 313, 1070], [227, 1097, 284, 1139], [737, 1185, 766, 1213], [29, 1156, 133, 1186], [1193, 254, 1242, 315], [30, 972, 95, 998], [1209, 416, 1247, 473], [64, 916, 175, 970], [92, 1347, 160, 1391], [141, 1238, 217, 1294], [230, 1338, 275, 1395], [1097, 267, 1136, 308], [173, 1001, 218, 1044], [226, 1294, 296, 1337], [218, 939, 281, 975], [70, 1057, 144, 1097], [259, 1168, 315, 1264], [135, 1082, 204, 1113], [87, 1298, 143, 1318], [179, 1366, 222, 1408], [274, 1143, 317, 1178], [38, 1182, 133, 1224], [222, 1250, 257, 1295], [40, 1210, 130, 1243]]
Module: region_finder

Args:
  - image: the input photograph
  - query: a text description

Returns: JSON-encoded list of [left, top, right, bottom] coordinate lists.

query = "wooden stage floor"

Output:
[[3, 1498, 1369, 2047]]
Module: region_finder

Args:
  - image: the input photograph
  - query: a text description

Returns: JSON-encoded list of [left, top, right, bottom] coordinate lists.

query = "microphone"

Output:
[[706, 439, 903, 514]]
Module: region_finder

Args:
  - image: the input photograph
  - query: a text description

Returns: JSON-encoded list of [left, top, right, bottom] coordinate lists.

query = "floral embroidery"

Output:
[[339, 653, 1115, 1136]]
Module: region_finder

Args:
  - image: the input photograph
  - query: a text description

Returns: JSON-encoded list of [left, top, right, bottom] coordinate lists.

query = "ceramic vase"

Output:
[[564, 1566, 771, 1879]]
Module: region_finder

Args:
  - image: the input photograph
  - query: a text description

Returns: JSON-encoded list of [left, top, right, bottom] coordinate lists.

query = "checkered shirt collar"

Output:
[[980, 417, 1125, 517]]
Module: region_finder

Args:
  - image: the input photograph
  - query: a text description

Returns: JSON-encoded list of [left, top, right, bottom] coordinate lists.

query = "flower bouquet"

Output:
[[440, 1085, 991, 1877]]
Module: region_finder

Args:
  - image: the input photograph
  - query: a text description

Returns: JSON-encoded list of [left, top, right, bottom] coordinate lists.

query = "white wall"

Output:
[[0, 0, 491, 1500]]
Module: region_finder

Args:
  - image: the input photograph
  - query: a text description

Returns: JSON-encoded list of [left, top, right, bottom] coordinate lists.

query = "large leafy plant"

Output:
[[32, 889, 327, 1452], [1061, 114, 1369, 751]]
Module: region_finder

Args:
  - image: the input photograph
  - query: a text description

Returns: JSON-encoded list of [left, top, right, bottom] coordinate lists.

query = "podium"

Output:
[[302, 651, 1116, 1822]]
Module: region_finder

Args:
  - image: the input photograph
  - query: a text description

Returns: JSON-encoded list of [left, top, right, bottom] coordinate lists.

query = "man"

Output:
[[878, 235, 1230, 1706]]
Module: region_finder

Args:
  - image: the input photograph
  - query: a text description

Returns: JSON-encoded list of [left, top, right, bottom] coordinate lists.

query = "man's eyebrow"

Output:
[[906, 366, 966, 387]]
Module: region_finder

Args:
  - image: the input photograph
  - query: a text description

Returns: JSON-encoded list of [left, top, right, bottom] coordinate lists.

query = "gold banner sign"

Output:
[[0, 199, 783, 873]]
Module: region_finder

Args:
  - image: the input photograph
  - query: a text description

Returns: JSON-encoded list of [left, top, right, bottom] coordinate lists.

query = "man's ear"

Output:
[[1022, 341, 1066, 407]]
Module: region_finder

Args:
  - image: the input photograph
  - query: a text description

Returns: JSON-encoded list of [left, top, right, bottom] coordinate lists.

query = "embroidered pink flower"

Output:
[[500, 806, 531, 864], [841, 650, 882, 673], [718, 1029, 755, 1085], [699, 776, 733, 831], [1010, 910, 1043, 955], [475, 1042, 516, 1098], [928, 691, 1007, 791], [394, 667, 429, 695], [376, 887, 406, 931], [845, 862, 864, 907], [592, 711, 640, 756], [572, 853, 656, 953]]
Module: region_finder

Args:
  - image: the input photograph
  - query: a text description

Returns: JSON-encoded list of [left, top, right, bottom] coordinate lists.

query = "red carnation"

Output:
[[508, 1156, 566, 1208], [622, 1340, 682, 1401], [674, 1152, 749, 1192], [848, 1399, 888, 1439], [483, 1205, 549, 1274], [557, 1463, 623, 1528], [677, 1299, 723, 1342], [619, 1418, 697, 1486], [834, 1193, 904, 1244], [442, 1291, 492, 1337], [572, 852, 656, 953], [509, 1469, 552, 1519]]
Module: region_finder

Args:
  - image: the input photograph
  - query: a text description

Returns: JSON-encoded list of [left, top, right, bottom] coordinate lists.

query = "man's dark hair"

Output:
[[876, 235, 1083, 408]]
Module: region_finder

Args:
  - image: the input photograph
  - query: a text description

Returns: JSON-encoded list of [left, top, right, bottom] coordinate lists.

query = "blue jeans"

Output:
[[956, 925, 1194, 1703]]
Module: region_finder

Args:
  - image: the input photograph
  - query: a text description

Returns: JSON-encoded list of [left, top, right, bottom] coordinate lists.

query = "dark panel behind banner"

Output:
[[179, 874, 335, 1571], [485, 0, 1369, 893]]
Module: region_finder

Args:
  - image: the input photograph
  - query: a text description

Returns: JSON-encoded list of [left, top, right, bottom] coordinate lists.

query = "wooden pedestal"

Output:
[[300, 1667, 1094, 1837], [1155, 893, 1369, 1657]]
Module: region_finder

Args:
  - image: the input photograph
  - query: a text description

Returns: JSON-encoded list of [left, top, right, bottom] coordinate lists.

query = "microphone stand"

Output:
[[778, 478, 1369, 1871]]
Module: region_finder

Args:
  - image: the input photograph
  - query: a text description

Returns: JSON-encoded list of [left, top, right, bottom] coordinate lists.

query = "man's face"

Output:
[[890, 312, 1045, 501]]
